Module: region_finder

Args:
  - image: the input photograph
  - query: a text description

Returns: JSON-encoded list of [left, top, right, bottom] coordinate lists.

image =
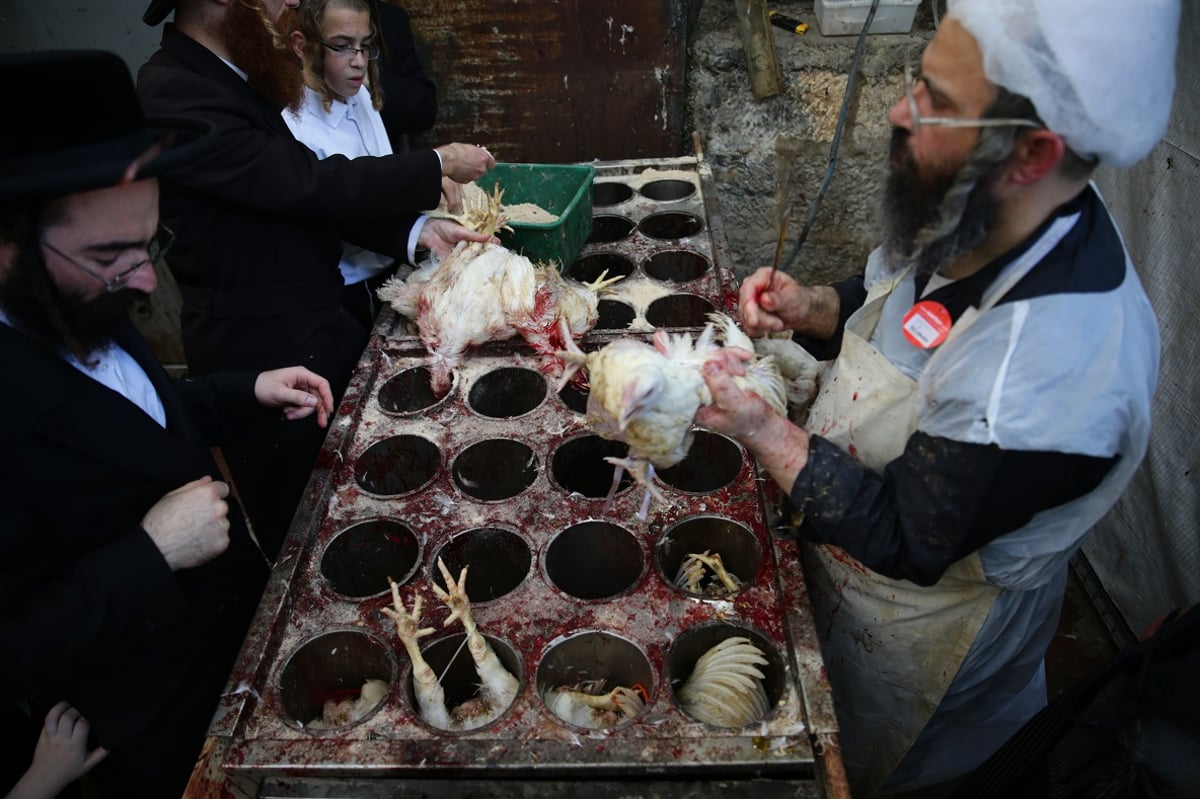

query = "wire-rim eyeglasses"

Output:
[[316, 39, 381, 60], [904, 61, 1040, 136], [41, 225, 175, 293]]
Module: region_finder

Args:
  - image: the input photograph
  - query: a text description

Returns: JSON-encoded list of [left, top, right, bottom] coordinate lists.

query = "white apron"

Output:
[[801, 241, 1064, 796]]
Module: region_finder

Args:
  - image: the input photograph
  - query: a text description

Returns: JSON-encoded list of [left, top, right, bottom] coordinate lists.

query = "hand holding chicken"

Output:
[[558, 312, 787, 519], [379, 187, 619, 395]]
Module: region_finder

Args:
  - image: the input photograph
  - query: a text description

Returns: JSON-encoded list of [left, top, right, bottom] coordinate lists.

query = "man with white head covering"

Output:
[[697, 0, 1182, 794]]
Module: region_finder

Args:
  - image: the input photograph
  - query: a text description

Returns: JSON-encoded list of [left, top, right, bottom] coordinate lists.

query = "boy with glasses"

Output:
[[285, 0, 411, 330]]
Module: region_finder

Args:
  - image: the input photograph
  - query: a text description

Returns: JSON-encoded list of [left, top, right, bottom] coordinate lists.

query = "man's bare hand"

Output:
[[141, 476, 231, 570], [417, 217, 496, 258], [435, 142, 495, 183], [439, 177, 465, 215], [739, 267, 841, 339], [255, 366, 335, 428]]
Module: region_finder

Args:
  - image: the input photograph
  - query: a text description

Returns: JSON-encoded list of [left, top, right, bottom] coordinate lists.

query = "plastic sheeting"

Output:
[[1085, 0, 1200, 635]]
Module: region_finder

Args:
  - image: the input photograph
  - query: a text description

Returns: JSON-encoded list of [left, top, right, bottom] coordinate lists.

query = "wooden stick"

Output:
[[734, 0, 785, 100]]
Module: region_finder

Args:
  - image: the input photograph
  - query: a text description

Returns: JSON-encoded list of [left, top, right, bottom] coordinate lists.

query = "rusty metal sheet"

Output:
[[403, 1, 692, 162]]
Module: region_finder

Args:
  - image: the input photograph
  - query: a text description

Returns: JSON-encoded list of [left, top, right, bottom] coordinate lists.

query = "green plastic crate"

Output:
[[474, 162, 595, 268]]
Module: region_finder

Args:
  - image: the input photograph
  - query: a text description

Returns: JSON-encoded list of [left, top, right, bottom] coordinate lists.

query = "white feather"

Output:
[[677, 637, 770, 727]]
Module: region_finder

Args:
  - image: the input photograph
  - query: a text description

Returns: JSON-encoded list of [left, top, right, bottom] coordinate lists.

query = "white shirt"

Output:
[[0, 311, 166, 427], [284, 85, 425, 283]]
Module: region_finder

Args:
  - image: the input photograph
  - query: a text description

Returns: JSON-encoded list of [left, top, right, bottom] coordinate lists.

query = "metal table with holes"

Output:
[[184, 154, 847, 799]]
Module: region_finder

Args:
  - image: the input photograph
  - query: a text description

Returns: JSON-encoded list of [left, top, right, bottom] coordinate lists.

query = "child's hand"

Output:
[[8, 702, 108, 799]]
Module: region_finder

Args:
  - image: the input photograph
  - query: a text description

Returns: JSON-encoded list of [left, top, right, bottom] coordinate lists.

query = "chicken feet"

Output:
[[431, 559, 520, 728], [674, 550, 744, 597], [381, 559, 519, 731], [382, 580, 453, 730], [543, 680, 647, 729]]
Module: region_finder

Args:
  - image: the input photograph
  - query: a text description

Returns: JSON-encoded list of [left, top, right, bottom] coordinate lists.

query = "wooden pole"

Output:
[[734, 0, 785, 100]]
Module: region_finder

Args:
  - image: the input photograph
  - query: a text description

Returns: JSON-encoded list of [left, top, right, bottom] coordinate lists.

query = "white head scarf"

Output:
[[949, 0, 1181, 167]]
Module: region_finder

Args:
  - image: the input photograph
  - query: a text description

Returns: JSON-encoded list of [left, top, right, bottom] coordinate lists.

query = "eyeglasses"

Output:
[[904, 61, 1040, 136], [41, 225, 175, 293], [316, 38, 381, 60]]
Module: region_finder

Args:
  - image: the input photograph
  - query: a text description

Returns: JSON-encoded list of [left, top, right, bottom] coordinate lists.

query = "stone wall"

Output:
[[687, 1, 934, 284]]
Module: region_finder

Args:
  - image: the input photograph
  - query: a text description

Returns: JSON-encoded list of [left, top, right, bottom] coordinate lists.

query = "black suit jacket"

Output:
[[0, 320, 268, 771], [377, 2, 438, 148], [136, 24, 443, 388]]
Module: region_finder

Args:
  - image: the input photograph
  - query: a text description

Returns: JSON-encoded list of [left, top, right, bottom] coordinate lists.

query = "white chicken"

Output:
[[542, 679, 647, 729], [677, 637, 770, 727], [305, 678, 389, 729], [378, 187, 620, 395], [557, 312, 787, 519], [751, 334, 824, 422], [382, 558, 519, 731]]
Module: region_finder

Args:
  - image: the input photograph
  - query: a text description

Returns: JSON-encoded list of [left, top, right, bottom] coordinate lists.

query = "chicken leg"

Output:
[[381, 580, 452, 730], [432, 558, 519, 723]]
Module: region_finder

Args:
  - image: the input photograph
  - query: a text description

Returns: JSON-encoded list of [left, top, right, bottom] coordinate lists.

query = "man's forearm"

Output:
[[797, 284, 843, 339], [738, 412, 812, 495]]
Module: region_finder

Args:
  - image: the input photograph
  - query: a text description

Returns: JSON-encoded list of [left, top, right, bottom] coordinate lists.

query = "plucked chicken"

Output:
[[377, 186, 620, 395], [542, 679, 647, 729], [382, 558, 519, 731], [677, 637, 770, 727], [558, 311, 787, 519]]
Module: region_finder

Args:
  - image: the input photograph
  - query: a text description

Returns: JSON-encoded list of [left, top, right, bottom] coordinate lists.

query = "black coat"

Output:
[[136, 23, 443, 388], [376, 2, 438, 148], [0, 320, 269, 797], [136, 24, 449, 555]]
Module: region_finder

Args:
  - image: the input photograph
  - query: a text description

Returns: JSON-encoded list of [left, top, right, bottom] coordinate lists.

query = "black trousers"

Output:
[[341, 267, 398, 333]]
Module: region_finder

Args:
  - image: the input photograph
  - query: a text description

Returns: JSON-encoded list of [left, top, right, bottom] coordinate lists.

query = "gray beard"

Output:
[[879, 128, 1010, 278]]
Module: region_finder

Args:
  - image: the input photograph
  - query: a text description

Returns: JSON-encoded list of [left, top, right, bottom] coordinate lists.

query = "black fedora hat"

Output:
[[0, 50, 213, 203], [143, 0, 176, 25]]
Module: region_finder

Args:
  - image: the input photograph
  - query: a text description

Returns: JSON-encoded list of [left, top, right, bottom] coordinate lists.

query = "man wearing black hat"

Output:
[[136, 0, 496, 561], [0, 50, 336, 799]]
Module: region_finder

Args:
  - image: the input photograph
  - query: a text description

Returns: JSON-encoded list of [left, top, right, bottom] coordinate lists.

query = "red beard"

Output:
[[219, 0, 304, 112]]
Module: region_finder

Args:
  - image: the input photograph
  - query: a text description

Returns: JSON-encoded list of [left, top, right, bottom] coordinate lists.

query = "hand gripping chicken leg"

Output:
[[556, 312, 787, 520]]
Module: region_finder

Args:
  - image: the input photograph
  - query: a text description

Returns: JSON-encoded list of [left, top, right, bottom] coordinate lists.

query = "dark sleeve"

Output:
[[788, 432, 1118, 585], [172, 371, 275, 444], [0, 489, 185, 705], [376, 2, 438, 146], [792, 274, 865, 361], [137, 58, 441, 224]]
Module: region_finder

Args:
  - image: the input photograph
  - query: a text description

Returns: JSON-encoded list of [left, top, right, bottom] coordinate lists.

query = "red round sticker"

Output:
[[901, 300, 952, 349]]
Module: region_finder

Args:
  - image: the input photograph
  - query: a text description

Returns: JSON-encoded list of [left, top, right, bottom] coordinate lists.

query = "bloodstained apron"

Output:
[[801, 227, 1072, 795]]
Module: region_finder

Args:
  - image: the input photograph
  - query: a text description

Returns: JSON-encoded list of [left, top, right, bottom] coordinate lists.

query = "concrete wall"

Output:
[[688, 1, 931, 284], [0, 0, 159, 75], [1085, 0, 1200, 633]]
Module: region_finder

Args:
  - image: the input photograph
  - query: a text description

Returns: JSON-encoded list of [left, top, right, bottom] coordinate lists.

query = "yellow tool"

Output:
[[768, 10, 809, 35]]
